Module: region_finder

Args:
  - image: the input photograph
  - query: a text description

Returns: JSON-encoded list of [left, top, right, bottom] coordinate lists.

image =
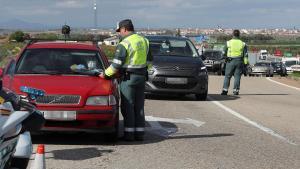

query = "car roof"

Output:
[[145, 35, 190, 41], [26, 41, 99, 50]]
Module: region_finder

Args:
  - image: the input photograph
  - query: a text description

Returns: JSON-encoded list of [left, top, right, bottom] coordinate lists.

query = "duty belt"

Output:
[[228, 56, 242, 59]]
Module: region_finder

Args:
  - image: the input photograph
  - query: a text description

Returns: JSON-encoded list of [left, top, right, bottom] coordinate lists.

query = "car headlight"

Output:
[[198, 66, 207, 76], [86, 95, 116, 106]]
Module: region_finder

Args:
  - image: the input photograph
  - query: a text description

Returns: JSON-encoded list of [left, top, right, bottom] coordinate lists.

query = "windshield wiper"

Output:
[[71, 69, 101, 76], [17, 71, 41, 74], [17, 70, 101, 76], [38, 70, 66, 75]]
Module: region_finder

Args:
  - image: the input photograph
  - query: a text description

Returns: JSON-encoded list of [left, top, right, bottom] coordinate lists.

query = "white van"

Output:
[[259, 50, 268, 60], [282, 57, 300, 73]]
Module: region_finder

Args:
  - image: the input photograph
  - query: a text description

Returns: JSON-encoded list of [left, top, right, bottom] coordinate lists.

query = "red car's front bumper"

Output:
[[38, 106, 119, 133]]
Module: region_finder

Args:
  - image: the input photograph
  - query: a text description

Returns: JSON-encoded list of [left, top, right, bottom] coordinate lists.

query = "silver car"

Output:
[[249, 62, 274, 77]]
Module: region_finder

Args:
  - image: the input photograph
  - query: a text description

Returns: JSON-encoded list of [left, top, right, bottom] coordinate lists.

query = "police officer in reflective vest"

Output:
[[221, 29, 248, 95], [100, 19, 152, 141]]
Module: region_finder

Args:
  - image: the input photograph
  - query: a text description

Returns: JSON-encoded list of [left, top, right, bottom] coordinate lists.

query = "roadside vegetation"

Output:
[[0, 31, 114, 67], [0, 41, 25, 67], [212, 34, 300, 56], [100, 45, 116, 59], [1, 31, 300, 66], [291, 71, 300, 78]]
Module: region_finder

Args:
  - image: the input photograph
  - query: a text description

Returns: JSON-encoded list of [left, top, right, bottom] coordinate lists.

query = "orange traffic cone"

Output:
[[30, 144, 46, 169]]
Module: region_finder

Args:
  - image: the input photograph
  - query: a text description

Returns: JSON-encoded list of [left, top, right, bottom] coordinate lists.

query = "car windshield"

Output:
[[203, 51, 223, 60], [285, 61, 297, 67], [149, 39, 198, 57], [16, 49, 104, 75], [255, 62, 270, 66]]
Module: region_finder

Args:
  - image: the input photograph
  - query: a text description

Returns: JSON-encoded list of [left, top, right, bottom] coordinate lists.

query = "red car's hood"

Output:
[[11, 75, 112, 96]]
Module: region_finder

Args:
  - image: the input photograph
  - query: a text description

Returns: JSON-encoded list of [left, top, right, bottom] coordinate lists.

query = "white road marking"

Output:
[[207, 96, 297, 146], [146, 125, 177, 138], [145, 119, 176, 138], [146, 116, 205, 127], [267, 77, 300, 91], [145, 116, 205, 137]]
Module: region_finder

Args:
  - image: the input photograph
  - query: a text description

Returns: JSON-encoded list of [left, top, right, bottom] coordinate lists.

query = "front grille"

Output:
[[153, 82, 197, 89], [154, 66, 195, 71], [152, 77, 197, 89], [36, 95, 81, 105]]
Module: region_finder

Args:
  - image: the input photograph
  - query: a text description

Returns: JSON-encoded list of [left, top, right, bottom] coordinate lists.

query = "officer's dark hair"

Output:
[[233, 29, 240, 37], [124, 24, 134, 32]]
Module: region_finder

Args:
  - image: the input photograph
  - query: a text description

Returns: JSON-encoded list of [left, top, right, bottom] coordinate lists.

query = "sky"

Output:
[[0, 0, 300, 29]]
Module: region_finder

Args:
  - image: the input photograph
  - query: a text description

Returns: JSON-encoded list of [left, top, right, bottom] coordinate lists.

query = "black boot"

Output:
[[135, 131, 144, 141], [122, 132, 135, 141], [221, 90, 228, 95], [135, 135, 144, 141]]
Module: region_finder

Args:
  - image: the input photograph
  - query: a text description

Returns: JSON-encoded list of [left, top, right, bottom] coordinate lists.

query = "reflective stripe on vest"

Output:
[[113, 59, 122, 65], [119, 34, 148, 69], [227, 39, 245, 57]]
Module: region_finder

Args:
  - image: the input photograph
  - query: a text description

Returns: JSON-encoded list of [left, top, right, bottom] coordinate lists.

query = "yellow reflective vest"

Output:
[[105, 34, 150, 77], [227, 39, 248, 64], [120, 34, 149, 69]]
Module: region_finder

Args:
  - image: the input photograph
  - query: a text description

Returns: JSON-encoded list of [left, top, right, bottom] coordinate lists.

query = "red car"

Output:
[[0, 41, 119, 140]]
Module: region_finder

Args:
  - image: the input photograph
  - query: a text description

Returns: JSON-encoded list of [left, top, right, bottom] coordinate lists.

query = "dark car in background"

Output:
[[145, 36, 208, 100], [271, 62, 287, 76], [202, 50, 225, 75]]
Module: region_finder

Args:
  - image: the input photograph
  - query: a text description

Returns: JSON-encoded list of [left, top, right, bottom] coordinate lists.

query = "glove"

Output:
[[243, 64, 248, 76]]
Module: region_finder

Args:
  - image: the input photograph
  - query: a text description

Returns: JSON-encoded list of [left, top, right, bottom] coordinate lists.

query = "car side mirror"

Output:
[[0, 68, 4, 78]]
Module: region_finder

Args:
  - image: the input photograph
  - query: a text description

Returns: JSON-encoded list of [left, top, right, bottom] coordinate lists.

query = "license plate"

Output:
[[43, 111, 76, 121], [165, 78, 188, 84]]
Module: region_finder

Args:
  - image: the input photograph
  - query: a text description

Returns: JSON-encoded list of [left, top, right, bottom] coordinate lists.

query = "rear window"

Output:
[[16, 49, 104, 74], [284, 61, 297, 67], [149, 39, 198, 57]]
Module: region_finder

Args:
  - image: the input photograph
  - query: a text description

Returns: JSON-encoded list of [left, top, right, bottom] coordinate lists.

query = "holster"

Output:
[[225, 57, 233, 63], [121, 72, 130, 81], [145, 71, 149, 81]]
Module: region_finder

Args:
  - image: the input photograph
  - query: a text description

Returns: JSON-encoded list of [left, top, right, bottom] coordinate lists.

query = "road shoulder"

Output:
[[270, 76, 300, 89]]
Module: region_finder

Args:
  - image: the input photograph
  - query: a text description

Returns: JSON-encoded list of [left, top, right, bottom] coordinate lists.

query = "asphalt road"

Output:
[[28, 75, 300, 169]]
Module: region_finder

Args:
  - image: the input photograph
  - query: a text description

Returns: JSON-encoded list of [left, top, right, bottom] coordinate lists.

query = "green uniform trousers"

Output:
[[222, 57, 243, 92], [120, 74, 146, 137]]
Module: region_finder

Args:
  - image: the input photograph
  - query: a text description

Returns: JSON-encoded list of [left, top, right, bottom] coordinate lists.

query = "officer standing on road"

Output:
[[221, 29, 248, 95], [100, 19, 152, 141]]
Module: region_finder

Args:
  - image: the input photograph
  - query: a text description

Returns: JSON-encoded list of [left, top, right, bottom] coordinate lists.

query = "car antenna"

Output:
[[62, 24, 71, 42]]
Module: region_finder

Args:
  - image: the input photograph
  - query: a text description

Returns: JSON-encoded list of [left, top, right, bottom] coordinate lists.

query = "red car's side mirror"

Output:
[[0, 68, 4, 78]]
